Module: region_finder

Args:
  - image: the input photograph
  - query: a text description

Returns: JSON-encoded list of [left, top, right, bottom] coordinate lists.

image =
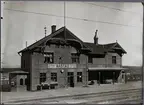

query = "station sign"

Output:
[[48, 64, 77, 68]]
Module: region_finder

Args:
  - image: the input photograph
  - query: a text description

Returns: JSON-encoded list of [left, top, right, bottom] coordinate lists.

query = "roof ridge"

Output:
[[101, 42, 117, 45]]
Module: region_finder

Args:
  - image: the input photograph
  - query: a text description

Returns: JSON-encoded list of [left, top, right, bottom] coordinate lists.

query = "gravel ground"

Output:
[[2, 81, 142, 104]]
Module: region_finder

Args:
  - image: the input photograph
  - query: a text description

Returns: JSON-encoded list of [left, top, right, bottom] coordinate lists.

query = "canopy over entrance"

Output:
[[88, 67, 128, 71], [9, 71, 29, 74]]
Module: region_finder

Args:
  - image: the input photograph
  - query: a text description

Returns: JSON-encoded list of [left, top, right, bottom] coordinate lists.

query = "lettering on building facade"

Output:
[[48, 64, 77, 68]]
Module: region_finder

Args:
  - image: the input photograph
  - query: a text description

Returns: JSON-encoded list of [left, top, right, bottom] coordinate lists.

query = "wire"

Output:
[[83, 2, 142, 15], [4, 8, 141, 27]]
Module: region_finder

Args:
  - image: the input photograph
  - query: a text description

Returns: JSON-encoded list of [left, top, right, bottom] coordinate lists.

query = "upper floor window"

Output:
[[55, 44, 60, 48], [40, 73, 46, 84], [66, 45, 70, 48], [44, 53, 54, 63], [47, 44, 51, 48], [71, 53, 80, 63], [112, 56, 116, 64], [88, 56, 93, 63], [61, 45, 65, 48], [51, 72, 57, 82]]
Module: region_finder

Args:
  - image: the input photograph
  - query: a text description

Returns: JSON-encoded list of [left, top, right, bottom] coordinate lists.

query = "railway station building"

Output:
[[18, 25, 127, 91]]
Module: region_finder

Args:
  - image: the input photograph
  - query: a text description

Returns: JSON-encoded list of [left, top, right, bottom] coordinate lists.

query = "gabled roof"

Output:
[[18, 26, 127, 55], [84, 42, 127, 54], [18, 27, 89, 53], [84, 42, 107, 54], [18, 27, 64, 53]]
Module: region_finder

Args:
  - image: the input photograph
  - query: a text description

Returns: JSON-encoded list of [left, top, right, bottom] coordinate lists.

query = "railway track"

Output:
[[5, 88, 142, 104]]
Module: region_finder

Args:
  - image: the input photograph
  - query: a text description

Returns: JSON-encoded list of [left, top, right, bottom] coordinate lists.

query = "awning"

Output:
[[88, 67, 128, 71], [9, 71, 29, 74]]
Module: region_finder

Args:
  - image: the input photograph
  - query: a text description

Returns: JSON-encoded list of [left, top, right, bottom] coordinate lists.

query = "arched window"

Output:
[[20, 78, 23, 85]]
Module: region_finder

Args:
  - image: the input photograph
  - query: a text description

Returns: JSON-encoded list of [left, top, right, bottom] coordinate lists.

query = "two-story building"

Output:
[[18, 25, 127, 91]]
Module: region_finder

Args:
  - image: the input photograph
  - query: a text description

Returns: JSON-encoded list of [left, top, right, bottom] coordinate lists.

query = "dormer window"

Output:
[[44, 53, 54, 63]]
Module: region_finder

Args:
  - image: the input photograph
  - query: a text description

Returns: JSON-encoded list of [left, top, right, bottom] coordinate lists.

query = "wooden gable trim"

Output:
[[111, 43, 127, 53], [66, 28, 83, 43], [18, 27, 65, 54], [18, 26, 91, 54]]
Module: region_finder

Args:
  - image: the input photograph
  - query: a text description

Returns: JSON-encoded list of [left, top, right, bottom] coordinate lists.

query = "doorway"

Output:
[[67, 72, 74, 87], [88, 70, 121, 84]]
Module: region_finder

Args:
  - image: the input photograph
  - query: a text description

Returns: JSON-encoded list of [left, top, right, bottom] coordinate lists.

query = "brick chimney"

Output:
[[94, 30, 98, 45], [51, 25, 56, 33]]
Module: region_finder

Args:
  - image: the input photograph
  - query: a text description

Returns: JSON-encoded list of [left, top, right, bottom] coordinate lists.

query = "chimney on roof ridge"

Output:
[[51, 25, 56, 34], [94, 30, 98, 45], [44, 26, 47, 37]]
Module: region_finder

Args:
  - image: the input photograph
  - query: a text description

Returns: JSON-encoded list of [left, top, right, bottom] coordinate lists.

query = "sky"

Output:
[[1, 1, 143, 68]]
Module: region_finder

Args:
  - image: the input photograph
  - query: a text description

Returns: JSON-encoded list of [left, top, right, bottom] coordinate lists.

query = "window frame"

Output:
[[40, 73, 46, 84], [71, 53, 80, 63], [44, 52, 54, 63], [112, 56, 117, 64], [77, 72, 82, 82], [20, 78, 24, 85], [88, 56, 93, 63], [55, 44, 60, 48], [51, 72, 57, 82]]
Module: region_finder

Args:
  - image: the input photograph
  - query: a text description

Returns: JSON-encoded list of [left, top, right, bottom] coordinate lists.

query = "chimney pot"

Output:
[[94, 29, 98, 45], [51, 25, 56, 33]]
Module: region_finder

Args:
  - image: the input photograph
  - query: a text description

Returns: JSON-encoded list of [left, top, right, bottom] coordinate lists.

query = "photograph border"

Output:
[[0, 0, 143, 105]]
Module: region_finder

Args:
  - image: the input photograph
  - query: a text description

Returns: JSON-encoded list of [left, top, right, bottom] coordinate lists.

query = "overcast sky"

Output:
[[1, 1, 143, 68]]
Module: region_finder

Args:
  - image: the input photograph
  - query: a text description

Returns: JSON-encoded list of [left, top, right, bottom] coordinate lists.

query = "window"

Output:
[[20, 78, 23, 85], [51, 73, 57, 82], [47, 44, 51, 47], [61, 45, 65, 48], [112, 56, 116, 64], [40, 73, 46, 84], [66, 45, 70, 48], [71, 53, 80, 63], [88, 56, 93, 63], [44, 53, 54, 63], [77, 72, 82, 82], [55, 45, 59, 48]]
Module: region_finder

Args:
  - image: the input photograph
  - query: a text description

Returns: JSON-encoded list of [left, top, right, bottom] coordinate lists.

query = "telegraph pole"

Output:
[[142, 2, 144, 105]]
